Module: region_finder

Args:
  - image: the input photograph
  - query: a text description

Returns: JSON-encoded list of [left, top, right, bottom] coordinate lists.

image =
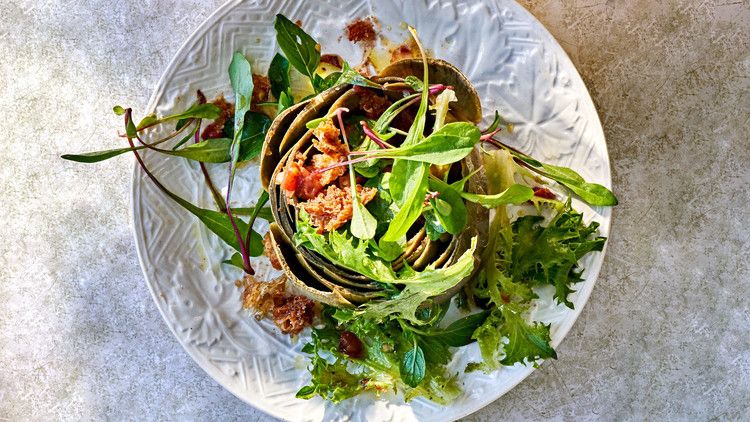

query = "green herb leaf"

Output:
[[401, 341, 426, 387], [113, 105, 126, 116], [237, 112, 272, 161], [510, 205, 605, 307], [382, 27, 431, 243], [427, 178, 468, 235], [228, 52, 254, 163], [425, 311, 490, 347], [274, 14, 320, 86], [357, 238, 478, 325], [335, 62, 382, 89], [364, 122, 480, 166], [349, 165, 377, 240], [510, 151, 618, 206], [136, 103, 221, 130], [268, 53, 291, 99], [460, 184, 534, 208], [62, 145, 147, 163]]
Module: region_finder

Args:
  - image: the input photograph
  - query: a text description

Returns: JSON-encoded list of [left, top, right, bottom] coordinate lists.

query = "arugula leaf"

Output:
[[274, 14, 320, 89], [358, 122, 480, 166], [357, 237, 478, 325], [401, 339, 426, 387], [268, 53, 291, 99], [335, 61, 382, 89]]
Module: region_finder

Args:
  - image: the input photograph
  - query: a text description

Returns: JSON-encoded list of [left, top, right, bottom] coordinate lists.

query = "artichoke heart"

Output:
[[261, 59, 487, 308]]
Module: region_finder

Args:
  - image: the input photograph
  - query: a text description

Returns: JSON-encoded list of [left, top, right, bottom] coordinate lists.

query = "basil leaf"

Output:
[[401, 341, 426, 388], [274, 14, 320, 84], [268, 53, 291, 99], [113, 105, 126, 116], [460, 184, 534, 208]]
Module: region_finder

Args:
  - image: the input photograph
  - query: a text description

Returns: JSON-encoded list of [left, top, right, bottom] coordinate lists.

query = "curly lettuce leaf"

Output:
[[510, 206, 606, 307], [357, 237, 477, 325], [472, 305, 556, 370]]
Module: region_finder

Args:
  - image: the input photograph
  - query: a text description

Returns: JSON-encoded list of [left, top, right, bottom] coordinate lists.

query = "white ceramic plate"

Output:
[[131, 1, 612, 420]]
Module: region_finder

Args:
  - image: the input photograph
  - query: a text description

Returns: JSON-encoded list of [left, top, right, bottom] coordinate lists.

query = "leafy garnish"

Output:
[[510, 206, 605, 307], [350, 122, 481, 166], [487, 138, 618, 206], [335, 61, 383, 89], [297, 308, 460, 404], [401, 336, 426, 387], [274, 14, 321, 92], [459, 184, 534, 208], [357, 237, 477, 325], [225, 52, 256, 274], [472, 305, 556, 369], [381, 27, 431, 243], [349, 164, 377, 240], [268, 53, 292, 101], [427, 178, 468, 235]]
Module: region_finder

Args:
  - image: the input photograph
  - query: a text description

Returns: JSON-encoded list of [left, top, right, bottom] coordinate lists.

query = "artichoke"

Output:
[[260, 58, 488, 308]]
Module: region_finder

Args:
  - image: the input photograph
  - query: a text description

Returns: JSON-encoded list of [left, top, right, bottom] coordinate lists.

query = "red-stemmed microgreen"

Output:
[[360, 121, 394, 149], [481, 136, 618, 206]]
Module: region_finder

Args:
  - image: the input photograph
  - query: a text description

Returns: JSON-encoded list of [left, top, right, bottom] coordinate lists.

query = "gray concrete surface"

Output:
[[0, 0, 748, 420]]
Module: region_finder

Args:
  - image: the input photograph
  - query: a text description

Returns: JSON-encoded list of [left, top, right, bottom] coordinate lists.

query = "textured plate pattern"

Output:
[[131, 0, 612, 420]]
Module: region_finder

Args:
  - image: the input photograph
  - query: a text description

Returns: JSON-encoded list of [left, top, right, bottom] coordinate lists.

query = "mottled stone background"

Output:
[[0, 0, 747, 420]]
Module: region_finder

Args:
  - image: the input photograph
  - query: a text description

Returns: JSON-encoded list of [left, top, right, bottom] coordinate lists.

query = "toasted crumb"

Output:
[[300, 184, 377, 233], [346, 17, 377, 46], [239, 275, 317, 336]]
